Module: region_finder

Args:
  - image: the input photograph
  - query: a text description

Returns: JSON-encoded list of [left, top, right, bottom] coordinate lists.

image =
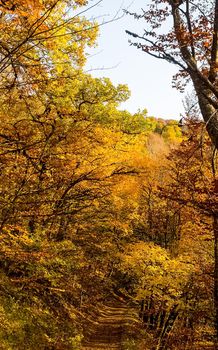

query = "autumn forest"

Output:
[[0, 0, 217, 349]]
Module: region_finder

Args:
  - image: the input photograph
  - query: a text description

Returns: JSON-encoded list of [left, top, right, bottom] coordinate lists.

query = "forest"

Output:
[[0, 0, 217, 349]]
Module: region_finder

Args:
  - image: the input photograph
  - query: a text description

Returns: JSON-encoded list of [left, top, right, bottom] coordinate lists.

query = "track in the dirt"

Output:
[[81, 301, 141, 350]]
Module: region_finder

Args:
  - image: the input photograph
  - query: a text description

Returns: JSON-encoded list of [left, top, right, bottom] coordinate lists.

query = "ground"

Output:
[[81, 298, 142, 350]]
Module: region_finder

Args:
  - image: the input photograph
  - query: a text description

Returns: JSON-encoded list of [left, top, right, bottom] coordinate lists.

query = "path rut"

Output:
[[81, 300, 141, 350]]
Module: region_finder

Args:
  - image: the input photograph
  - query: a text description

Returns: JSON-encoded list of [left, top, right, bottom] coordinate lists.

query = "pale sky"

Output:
[[83, 0, 185, 120]]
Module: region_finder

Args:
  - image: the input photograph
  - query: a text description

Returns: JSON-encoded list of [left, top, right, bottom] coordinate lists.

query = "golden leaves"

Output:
[[120, 241, 195, 305]]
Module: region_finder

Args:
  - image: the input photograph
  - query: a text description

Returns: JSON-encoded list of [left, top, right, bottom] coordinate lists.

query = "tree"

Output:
[[114, 127, 215, 348], [0, 56, 151, 346], [126, 0, 218, 341], [126, 0, 218, 148], [0, 0, 97, 92], [0, 1, 152, 346], [119, 237, 213, 349]]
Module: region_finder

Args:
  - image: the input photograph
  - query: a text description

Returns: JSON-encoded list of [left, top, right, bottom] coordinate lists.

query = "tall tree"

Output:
[[126, 0, 218, 342], [0, 0, 97, 92], [126, 0, 218, 148]]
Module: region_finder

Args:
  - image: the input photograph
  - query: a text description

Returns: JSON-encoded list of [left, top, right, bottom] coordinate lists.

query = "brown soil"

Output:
[[81, 300, 142, 350]]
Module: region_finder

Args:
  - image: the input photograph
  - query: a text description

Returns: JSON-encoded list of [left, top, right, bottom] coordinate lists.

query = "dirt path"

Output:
[[81, 300, 142, 350]]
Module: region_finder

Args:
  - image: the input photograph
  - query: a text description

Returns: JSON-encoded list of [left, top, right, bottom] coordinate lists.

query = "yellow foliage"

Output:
[[120, 241, 195, 305]]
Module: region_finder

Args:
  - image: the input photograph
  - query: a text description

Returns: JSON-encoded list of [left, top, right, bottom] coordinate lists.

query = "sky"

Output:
[[83, 0, 185, 120]]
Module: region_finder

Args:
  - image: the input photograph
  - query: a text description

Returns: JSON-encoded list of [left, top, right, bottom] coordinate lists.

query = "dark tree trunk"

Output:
[[191, 75, 218, 150], [213, 180, 218, 345]]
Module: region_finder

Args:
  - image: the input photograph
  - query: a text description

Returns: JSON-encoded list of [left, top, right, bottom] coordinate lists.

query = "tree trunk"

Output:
[[189, 73, 218, 149], [213, 179, 218, 345], [155, 304, 179, 350]]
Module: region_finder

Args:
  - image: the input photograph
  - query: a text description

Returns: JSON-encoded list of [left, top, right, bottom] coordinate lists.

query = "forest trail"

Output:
[[81, 298, 142, 350]]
